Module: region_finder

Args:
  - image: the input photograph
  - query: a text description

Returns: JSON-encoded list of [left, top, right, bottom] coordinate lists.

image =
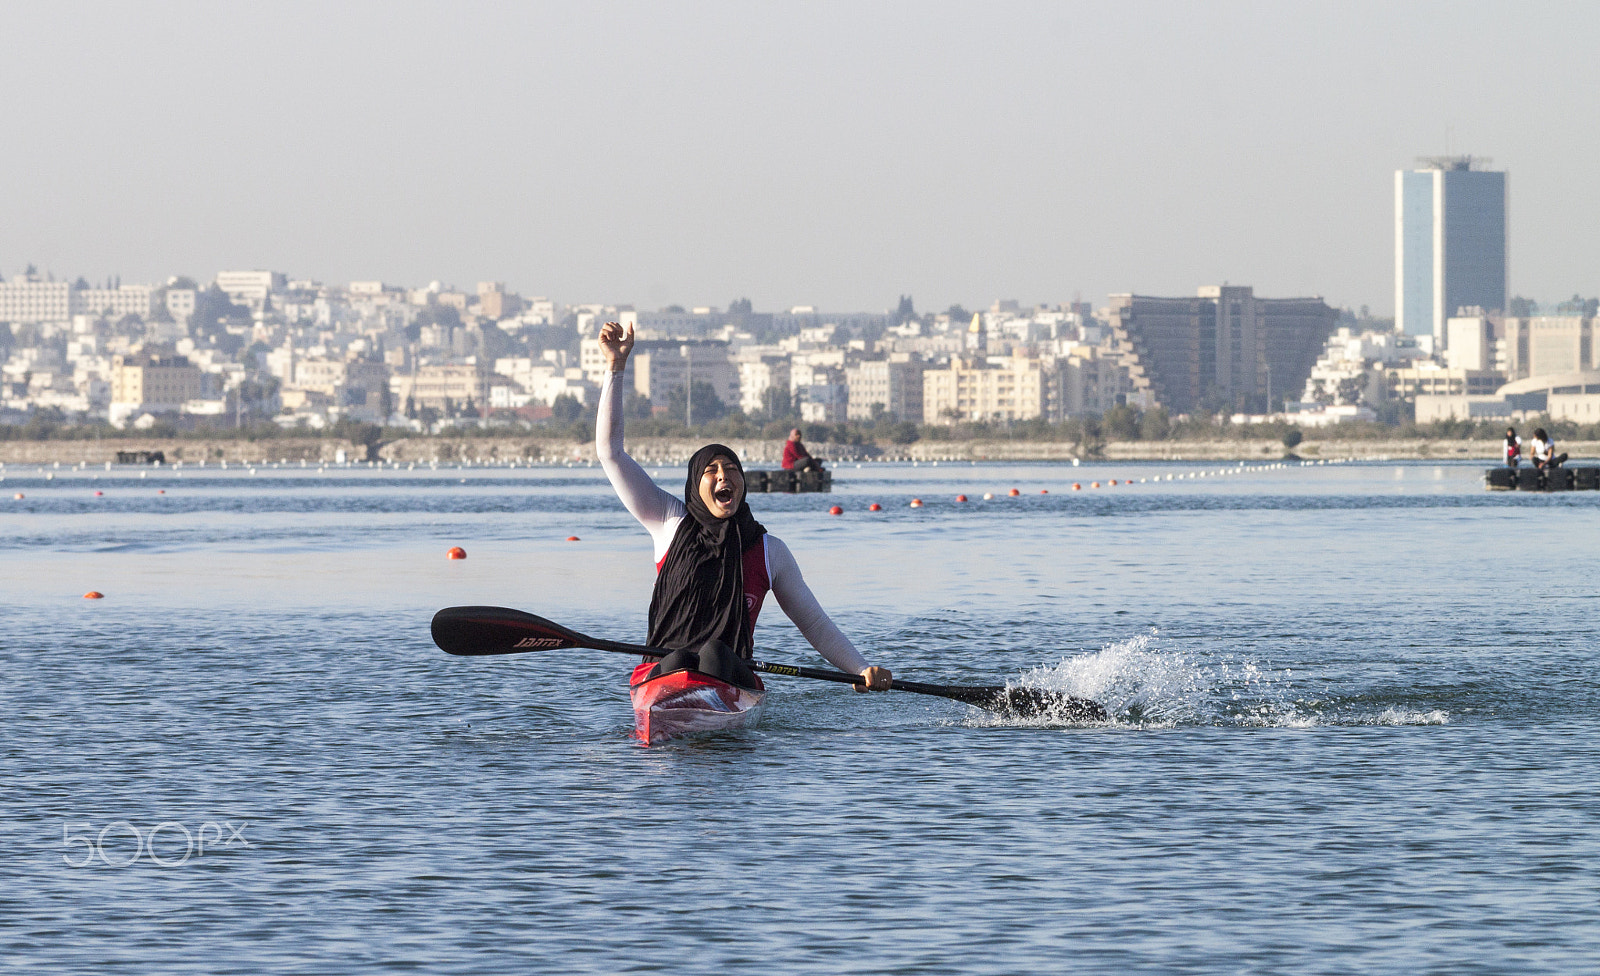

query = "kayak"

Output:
[[629, 662, 766, 744]]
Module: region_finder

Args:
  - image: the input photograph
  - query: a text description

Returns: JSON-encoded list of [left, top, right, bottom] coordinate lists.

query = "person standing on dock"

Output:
[[594, 320, 891, 693], [1505, 427, 1522, 468], [782, 428, 824, 474]]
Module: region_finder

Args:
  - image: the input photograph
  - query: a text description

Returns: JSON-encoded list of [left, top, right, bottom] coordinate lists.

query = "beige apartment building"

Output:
[[1504, 316, 1594, 380], [110, 354, 204, 408], [390, 364, 486, 412], [476, 282, 521, 320], [922, 354, 1046, 423], [1050, 345, 1138, 419], [580, 338, 739, 409], [291, 358, 391, 397], [1387, 364, 1502, 399]]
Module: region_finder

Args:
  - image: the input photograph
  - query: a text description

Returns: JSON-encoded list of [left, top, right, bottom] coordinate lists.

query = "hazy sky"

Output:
[[3, 1, 1596, 314]]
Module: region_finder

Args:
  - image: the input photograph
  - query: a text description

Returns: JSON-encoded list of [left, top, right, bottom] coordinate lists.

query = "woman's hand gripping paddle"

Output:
[[431, 606, 1107, 721]]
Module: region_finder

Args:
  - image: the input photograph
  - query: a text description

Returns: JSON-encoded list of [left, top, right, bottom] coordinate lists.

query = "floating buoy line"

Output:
[[811, 456, 1373, 514], [2, 453, 1378, 526]]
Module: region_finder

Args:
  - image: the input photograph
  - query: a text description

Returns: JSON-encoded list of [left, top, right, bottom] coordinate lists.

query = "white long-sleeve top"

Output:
[[596, 370, 871, 675]]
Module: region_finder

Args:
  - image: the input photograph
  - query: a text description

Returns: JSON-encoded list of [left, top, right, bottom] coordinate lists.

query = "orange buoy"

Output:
[[1008, 488, 1020, 497], [955, 494, 968, 503], [565, 536, 580, 541], [1040, 489, 1049, 494], [1091, 481, 1101, 488], [12, 493, 22, 500], [1109, 479, 1118, 486], [909, 498, 923, 508], [868, 502, 882, 511], [983, 492, 994, 500], [84, 591, 104, 599], [94, 490, 103, 496], [828, 506, 843, 515], [158, 489, 166, 494], [1072, 483, 1082, 490], [447, 546, 467, 559]]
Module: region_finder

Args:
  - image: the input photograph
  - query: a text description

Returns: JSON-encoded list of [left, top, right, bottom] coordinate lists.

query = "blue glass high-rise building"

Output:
[[1394, 156, 1507, 343]]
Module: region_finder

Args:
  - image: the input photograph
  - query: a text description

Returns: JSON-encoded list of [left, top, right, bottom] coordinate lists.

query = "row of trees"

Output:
[[492, 398, 1600, 456], [13, 391, 1600, 451]]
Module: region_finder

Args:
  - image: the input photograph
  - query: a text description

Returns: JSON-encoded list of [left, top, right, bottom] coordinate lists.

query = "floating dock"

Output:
[[1485, 467, 1600, 491], [747, 468, 832, 493], [114, 450, 166, 465]]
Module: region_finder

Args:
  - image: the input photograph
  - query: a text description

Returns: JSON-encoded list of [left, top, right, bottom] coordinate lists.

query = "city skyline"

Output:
[[3, 2, 1597, 314]]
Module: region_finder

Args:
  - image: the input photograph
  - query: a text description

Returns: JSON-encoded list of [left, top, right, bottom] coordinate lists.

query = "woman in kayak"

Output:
[[595, 320, 892, 693]]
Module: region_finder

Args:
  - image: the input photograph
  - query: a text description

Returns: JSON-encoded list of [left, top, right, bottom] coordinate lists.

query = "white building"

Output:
[[216, 270, 287, 308], [1444, 312, 1498, 372], [166, 288, 196, 321], [73, 286, 157, 320], [1301, 327, 1432, 406], [531, 369, 597, 407], [492, 357, 549, 393], [738, 356, 791, 414], [799, 382, 848, 423], [520, 297, 557, 326], [1287, 403, 1379, 427], [264, 343, 295, 382], [845, 357, 924, 421], [0, 278, 72, 323]]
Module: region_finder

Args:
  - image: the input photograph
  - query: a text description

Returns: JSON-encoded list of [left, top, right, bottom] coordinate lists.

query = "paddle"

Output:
[[431, 605, 1107, 721]]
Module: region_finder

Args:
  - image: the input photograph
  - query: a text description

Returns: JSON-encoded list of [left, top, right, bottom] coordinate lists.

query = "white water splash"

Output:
[[1364, 707, 1451, 726], [976, 631, 1450, 729], [1016, 631, 1220, 726]]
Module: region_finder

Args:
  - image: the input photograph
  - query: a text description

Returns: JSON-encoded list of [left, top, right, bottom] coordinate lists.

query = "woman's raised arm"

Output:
[[595, 322, 681, 548]]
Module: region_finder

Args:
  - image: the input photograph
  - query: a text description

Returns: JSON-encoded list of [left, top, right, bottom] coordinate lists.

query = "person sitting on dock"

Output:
[[1531, 428, 1568, 470], [782, 428, 824, 474], [1504, 427, 1522, 468]]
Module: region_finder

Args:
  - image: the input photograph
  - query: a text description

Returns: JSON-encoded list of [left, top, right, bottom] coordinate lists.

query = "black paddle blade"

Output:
[[431, 606, 589, 656], [950, 685, 1107, 721]]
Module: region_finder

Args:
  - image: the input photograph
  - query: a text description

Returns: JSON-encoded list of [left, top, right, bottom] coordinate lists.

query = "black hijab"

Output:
[[646, 444, 768, 657]]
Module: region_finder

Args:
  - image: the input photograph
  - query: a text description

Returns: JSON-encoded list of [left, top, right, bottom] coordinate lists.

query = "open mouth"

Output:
[[714, 486, 737, 506]]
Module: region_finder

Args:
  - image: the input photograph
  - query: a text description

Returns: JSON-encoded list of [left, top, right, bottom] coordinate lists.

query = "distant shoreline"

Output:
[[3, 435, 1593, 466]]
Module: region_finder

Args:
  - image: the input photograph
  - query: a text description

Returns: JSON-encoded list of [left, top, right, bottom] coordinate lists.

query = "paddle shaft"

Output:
[[752, 658, 986, 699], [430, 605, 1105, 719], [437, 606, 931, 692]]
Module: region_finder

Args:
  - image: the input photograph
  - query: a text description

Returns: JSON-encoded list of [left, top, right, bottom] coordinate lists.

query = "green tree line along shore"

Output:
[[6, 402, 1596, 457]]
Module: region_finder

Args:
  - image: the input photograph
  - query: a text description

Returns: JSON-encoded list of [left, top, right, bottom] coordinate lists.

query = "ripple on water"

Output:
[[6, 462, 1600, 973]]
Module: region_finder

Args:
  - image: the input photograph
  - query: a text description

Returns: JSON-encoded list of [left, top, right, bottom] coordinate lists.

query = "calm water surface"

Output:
[[3, 458, 1598, 973]]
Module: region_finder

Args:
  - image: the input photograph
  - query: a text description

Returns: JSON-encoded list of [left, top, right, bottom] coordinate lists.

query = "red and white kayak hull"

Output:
[[629, 663, 766, 744]]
